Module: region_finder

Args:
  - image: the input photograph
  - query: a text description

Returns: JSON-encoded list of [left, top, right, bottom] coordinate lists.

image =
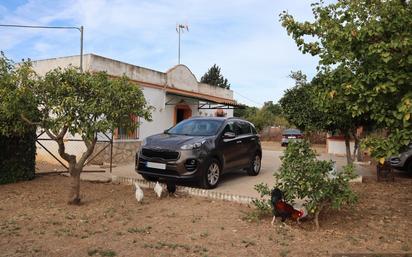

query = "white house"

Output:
[[32, 54, 241, 164]]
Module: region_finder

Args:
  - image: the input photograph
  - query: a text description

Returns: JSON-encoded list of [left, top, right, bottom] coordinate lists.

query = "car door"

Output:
[[235, 121, 255, 167], [219, 121, 243, 171]]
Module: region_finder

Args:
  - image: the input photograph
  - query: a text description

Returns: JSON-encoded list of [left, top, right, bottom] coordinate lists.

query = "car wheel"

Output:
[[406, 160, 412, 173], [200, 158, 220, 189], [141, 174, 159, 182], [247, 154, 261, 176]]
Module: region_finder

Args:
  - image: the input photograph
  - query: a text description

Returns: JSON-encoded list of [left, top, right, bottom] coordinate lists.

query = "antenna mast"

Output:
[[176, 23, 189, 64]]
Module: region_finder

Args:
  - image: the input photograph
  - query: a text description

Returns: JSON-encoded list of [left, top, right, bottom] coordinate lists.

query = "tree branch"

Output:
[[77, 136, 98, 169], [46, 127, 75, 164], [20, 114, 41, 126], [57, 126, 68, 140], [45, 128, 57, 141]]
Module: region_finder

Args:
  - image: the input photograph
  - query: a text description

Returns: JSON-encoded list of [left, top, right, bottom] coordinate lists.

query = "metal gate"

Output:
[[35, 131, 113, 174]]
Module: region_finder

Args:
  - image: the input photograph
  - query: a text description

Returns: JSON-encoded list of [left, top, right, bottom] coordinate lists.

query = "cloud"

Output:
[[0, 0, 320, 107]]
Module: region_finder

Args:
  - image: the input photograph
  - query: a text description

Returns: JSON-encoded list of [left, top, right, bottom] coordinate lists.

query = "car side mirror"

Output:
[[223, 132, 236, 139]]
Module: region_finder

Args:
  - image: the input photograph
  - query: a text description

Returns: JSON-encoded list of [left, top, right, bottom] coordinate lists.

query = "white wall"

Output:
[[327, 139, 355, 156], [36, 131, 87, 165], [31, 54, 236, 142]]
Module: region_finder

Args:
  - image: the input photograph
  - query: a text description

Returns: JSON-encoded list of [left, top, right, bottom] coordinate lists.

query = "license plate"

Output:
[[146, 162, 166, 170], [289, 136, 296, 139]]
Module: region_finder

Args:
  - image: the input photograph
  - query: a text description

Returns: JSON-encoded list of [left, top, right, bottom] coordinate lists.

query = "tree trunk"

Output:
[[344, 133, 353, 164], [352, 131, 363, 162], [68, 164, 81, 205], [314, 210, 320, 231], [353, 137, 359, 162], [357, 143, 363, 161]]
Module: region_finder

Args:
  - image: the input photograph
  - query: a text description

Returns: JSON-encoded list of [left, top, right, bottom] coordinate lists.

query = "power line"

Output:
[[233, 90, 263, 106], [0, 24, 81, 31], [0, 24, 84, 72]]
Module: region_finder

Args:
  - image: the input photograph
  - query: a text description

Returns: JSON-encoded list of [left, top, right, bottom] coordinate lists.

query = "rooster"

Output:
[[270, 188, 307, 226]]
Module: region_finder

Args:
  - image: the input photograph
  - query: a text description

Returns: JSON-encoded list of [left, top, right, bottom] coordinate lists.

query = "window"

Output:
[[251, 125, 257, 135], [237, 121, 252, 135], [114, 116, 139, 140], [222, 122, 234, 134], [168, 119, 223, 136]]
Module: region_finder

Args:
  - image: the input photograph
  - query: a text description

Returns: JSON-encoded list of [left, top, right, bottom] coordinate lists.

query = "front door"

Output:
[[175, 104, 192, 124], [220, 121, 243, 171]]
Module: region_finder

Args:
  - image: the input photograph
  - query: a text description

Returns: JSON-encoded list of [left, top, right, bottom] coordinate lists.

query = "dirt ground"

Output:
[[1, 175, 411, 257]]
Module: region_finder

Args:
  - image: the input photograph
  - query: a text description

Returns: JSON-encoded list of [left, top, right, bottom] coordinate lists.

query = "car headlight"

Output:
[[141, 138, 147, 147], [180, 140, 206, 150]]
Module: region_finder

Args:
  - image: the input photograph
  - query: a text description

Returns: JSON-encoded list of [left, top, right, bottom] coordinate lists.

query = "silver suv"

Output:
[[389, 144, 412, 173]]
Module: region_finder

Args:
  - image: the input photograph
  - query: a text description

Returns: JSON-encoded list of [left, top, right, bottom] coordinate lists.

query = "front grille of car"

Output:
[[141, 148, 179, 160]]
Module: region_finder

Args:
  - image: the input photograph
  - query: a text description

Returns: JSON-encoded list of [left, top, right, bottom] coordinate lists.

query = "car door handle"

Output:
[[236, 140, 242, 144], [250, 138, 256, 141]]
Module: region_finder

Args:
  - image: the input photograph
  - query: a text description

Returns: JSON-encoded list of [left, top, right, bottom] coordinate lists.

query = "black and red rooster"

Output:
[[270, 188, 307, 226]]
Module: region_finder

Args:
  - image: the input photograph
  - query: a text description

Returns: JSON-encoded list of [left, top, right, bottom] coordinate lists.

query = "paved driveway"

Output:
[[81, 149, 374, 198]]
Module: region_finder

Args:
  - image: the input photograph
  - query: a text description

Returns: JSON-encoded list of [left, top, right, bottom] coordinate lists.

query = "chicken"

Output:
[[270, 188, 307, 226], [134, 182, 144, 203], [166, 180, 177, 196], [154, 181, 163, 198]]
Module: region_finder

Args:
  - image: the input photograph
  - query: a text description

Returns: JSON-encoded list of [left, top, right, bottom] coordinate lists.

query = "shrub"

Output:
[[254, 140, 357, 229], [0, 129, 36, 184]]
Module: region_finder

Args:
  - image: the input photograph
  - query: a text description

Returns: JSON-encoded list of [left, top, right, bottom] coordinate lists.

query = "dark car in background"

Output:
[[281, 128, 303, 146], [389, 144, 412, 173], [136, 117, 262, 189]]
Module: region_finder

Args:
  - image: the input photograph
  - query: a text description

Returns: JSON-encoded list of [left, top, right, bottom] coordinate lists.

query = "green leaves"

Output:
[[278, 140, 357, 212], [0, 53, 39, 136], [280, 0, 412, 160], [32, 68, 153, 140], [200, 64, 230, 89], [253, 140, 358, 226]]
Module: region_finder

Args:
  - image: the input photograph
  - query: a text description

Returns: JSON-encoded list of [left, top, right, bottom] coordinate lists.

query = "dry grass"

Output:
[[0, 175, 411, 257]]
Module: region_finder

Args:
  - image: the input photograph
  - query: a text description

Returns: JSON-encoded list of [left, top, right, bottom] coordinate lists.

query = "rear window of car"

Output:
[[283, 129, 302, 135], [251, 125, 257, 135], [237, 121, 252, 135]]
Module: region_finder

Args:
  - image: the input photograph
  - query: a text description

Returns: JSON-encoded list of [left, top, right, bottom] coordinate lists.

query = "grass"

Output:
[[143, 241, 190, 251], [241, 239, 256, 248], [240, 209, 270, 223], [87, 248, 117, 257], [401, 244, 410, 252], [200, 231, 209, 238], [127, 225, 152, 234], [280, 249, 290, 257], [0, 220, 21, 236]]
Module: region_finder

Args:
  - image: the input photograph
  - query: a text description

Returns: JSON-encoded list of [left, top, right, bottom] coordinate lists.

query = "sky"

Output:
[[0, 0, 321, 107]]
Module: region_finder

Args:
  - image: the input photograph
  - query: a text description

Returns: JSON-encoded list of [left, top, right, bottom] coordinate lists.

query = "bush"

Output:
[[254, 140, 357, 229], [0, 129, 36, 184]]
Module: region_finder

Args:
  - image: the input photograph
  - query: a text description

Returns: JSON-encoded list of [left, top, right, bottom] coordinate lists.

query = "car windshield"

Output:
[[167, 119, 224, 136], [283, 129, 302, 135]]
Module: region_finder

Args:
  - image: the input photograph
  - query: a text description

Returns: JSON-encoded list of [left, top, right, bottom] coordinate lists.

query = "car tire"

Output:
[[406, 160, 412, 173], [141, 174, 159, 182], [200, 158, 221, 189], [247, 153, 261, 176]]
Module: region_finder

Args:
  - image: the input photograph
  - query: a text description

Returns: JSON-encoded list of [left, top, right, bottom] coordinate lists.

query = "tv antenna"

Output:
[[176, 23, 189, 64]]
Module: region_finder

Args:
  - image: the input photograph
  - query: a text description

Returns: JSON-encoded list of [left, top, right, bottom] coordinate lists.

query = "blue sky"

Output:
[[0, 0, 321, 107]]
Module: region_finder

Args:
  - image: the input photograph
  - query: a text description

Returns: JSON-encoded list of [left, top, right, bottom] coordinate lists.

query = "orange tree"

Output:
[[24, 67, 152, 204], [254, 140, 357, 229], [280, 0, 412, 161]]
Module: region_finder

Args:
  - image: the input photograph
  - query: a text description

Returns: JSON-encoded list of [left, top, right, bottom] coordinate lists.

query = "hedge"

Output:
[[0, 130, 36, 184]]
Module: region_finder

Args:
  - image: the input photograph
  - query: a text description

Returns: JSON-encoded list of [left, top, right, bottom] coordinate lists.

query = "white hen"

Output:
[[154, 182, 163, 198], [134, 182, 144, 203]]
